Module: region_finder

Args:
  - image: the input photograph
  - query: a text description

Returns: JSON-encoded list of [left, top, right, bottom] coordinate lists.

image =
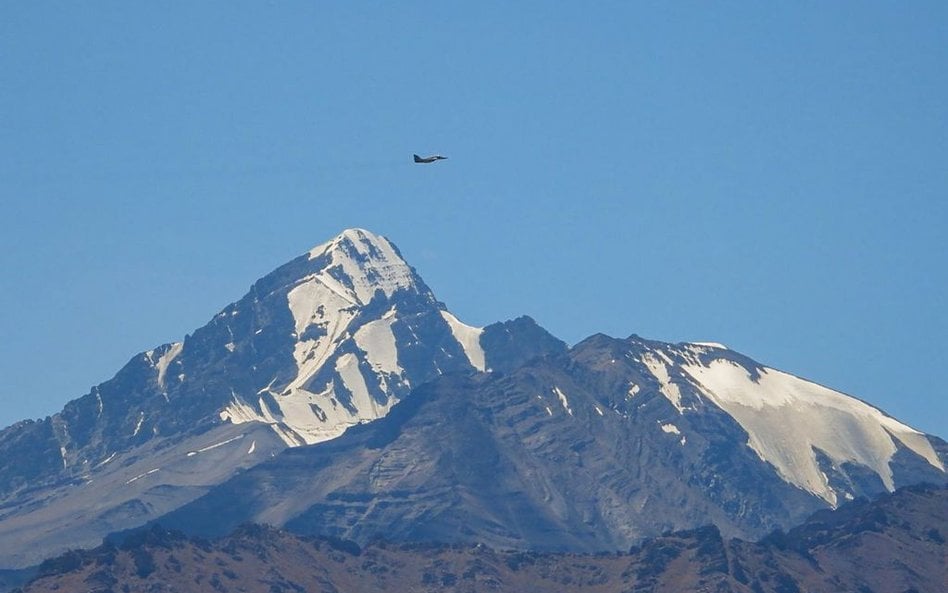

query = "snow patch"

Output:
[[219, 393, 301, 447], [691, 342, 728, 350], [125, 468, 159, 485], [155, 342, 183, 389], [287, 276, 356, 335], [93, 452, 117, 469], [440, 311, 486, 371], [225, 353, 399, 447], [552, 386, 573, 416], [220, 394, 265, 424], [642, 353, 684, 412], [132, 412, 144, 437], [186, 434, 244, 457], [660, 423, 681, 435], [354, 313, 402, 378], [284, 274, 362, 404]]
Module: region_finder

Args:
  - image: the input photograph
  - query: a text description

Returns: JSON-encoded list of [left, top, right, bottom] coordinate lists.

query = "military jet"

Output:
[[413, 154, 447, 164]]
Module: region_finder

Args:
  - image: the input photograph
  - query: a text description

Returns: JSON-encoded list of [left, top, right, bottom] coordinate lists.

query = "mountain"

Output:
[[0, 229, 563, 567], [16, 484, 948, 593], [0, 228, 944, 569]]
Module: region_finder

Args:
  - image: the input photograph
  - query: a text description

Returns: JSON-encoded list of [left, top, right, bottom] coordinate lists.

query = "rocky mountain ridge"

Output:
[[15, 484, 947, 593]]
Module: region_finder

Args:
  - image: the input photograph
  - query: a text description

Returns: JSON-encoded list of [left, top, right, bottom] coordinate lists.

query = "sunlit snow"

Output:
[[155, 342, 183, 389], [440, 311, 486, 371], [553, 386, 573, 416], [186, 434, 244, 457], [641, 353, 684, 412], [691, 342, 729, 350], [132, 412, 144, 436], [125, 468, 159, 485], [92, 452, 117, 469], [354, 312, 402, 379], [682, 359, 944, 504], [307, 229, 416, 305]]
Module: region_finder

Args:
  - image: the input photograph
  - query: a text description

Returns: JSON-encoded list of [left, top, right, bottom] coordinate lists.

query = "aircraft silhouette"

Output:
[[413, 154, 447, 164]]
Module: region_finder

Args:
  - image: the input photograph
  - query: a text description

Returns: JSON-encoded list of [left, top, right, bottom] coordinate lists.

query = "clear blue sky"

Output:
[[1, 3, 945, 437]]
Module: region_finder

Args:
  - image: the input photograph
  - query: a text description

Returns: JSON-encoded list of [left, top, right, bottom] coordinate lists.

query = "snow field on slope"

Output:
[[154, 342, 183, 389], [440, 311, 486, 371], [681, 359, 943, 504], [354, 310, 403, 380]]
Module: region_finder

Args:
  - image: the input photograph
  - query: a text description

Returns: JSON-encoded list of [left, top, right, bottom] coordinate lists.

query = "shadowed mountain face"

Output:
[[0, 228, 944, 569], [17, 485, 948, 593]]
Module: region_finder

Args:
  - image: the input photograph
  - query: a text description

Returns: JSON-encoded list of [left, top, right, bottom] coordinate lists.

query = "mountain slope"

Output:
[[157, 333, 946, 551], [0, 229, 564, 568], [18, 485, 947, 593]]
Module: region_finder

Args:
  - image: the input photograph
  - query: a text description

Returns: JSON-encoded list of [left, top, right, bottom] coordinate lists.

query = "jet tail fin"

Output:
[[413, 154, 423, 163]]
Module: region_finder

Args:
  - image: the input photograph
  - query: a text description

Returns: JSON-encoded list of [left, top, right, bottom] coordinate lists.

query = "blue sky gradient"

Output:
[[1, 2, 946, 436]]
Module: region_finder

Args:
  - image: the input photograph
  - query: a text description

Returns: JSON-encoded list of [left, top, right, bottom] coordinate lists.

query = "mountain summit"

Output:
[[213, 226, 484, 445], [0, 228, 943, 568]]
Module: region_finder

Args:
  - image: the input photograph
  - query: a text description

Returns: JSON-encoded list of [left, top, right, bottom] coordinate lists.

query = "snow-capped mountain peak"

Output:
[[214, 228, 480, 446], [304, 228, 421, 306]]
